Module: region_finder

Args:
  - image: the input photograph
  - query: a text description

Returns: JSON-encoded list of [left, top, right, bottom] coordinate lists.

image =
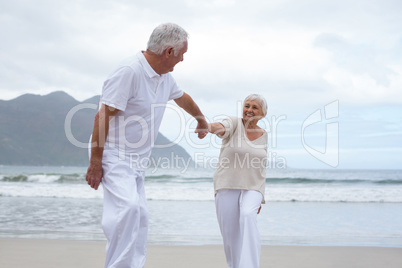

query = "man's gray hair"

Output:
[[147, 23, 189, 56], [244, 94, 268, 117]]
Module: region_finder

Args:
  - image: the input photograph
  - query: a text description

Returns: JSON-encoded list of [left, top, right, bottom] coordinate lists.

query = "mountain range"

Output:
[[0, 91, 193, 166]]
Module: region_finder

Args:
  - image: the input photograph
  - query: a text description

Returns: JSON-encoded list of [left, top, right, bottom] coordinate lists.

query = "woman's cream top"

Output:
[[213, 116, 268, 203]]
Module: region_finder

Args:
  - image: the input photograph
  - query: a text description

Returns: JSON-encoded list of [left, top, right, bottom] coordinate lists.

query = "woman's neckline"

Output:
[[241, 119, 265, 142]]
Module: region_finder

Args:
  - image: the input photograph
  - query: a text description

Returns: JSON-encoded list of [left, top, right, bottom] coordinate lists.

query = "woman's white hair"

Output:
[[244, 94, 268, 117], [147, 23, 188, 56]]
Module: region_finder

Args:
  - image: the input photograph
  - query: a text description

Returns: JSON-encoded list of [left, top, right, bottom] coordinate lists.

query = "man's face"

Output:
[[166, 41, 188, 72]]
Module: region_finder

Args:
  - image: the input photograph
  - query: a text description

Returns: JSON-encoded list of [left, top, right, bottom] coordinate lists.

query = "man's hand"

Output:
[[86, 162, 103, 190], [174, 93, 208, 139], [85, 104, 119, 190], [195, 117, 208, 139]]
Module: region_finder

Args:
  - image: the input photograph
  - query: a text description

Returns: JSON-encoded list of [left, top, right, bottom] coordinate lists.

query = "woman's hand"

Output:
[[208, 122, 225, 136]]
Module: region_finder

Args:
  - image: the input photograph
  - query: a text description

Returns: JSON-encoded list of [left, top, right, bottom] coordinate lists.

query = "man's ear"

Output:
[[166, 46, 174, 57]]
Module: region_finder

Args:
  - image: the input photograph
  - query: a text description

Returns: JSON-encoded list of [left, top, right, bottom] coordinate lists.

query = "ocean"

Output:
[[0, 165, 401, 247]]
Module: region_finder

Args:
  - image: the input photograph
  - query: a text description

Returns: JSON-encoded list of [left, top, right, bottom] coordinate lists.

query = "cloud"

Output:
[[0, 0, 158, 99], [314, 33, 396, 86], [1, 0, 401, 104], [1, 0, 401, 168]]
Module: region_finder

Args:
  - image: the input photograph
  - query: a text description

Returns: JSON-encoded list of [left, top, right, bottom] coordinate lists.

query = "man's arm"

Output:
[[85, 104, 119, 190], [174, 92, 208, 139]]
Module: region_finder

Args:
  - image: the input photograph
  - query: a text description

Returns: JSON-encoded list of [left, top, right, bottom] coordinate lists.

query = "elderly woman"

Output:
[[208, 94, 268, 268]]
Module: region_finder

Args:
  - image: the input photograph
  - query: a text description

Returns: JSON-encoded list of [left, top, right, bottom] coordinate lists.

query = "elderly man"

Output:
[[86, 23, 208, 268]]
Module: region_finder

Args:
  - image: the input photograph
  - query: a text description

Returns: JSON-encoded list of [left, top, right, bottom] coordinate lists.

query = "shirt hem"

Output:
[[214, 187, 266, 204], [101, 99, 126, 111]]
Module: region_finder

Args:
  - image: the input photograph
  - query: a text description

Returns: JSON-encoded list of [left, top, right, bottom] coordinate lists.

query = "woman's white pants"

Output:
[[101, 156, 148, 268], [215, 189, 263, 268]]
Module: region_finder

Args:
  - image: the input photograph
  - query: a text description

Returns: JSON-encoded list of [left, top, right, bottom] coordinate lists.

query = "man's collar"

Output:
[[138, 51, 161, 78]]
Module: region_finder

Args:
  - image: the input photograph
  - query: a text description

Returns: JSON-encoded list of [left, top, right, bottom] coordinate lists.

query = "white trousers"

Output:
[[215, 189, 263, 268], [102, 155, 148, 268]]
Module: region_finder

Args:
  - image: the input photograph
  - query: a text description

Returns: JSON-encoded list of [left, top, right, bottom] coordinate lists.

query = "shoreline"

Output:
[[1, 238, 401, 268]]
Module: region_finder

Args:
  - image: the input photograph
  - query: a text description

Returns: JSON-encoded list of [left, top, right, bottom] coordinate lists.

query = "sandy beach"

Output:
[[0, 238, 401, 268]]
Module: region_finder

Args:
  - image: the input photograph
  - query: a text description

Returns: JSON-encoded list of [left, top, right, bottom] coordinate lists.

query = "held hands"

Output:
[[207, 123, 212, 134], [195, 117, 209, 139], [86, 162, 103, 190]]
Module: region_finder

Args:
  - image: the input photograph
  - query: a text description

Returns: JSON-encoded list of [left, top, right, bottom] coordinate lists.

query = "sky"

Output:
[[1, 0, 401, 169]]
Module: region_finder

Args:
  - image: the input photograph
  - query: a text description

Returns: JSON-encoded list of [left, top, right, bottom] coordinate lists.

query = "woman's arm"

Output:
[[208, 122, 226, 136]]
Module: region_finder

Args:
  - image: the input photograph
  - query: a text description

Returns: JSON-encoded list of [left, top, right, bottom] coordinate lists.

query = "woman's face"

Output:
[[243, 100, 263, 122]]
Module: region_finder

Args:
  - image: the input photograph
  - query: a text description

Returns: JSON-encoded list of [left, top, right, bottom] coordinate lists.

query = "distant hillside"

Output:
[[0, 91, 193, 167]]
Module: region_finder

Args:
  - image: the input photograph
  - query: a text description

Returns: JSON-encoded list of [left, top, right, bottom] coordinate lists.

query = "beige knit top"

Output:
[[213, 116, 268, 203]]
